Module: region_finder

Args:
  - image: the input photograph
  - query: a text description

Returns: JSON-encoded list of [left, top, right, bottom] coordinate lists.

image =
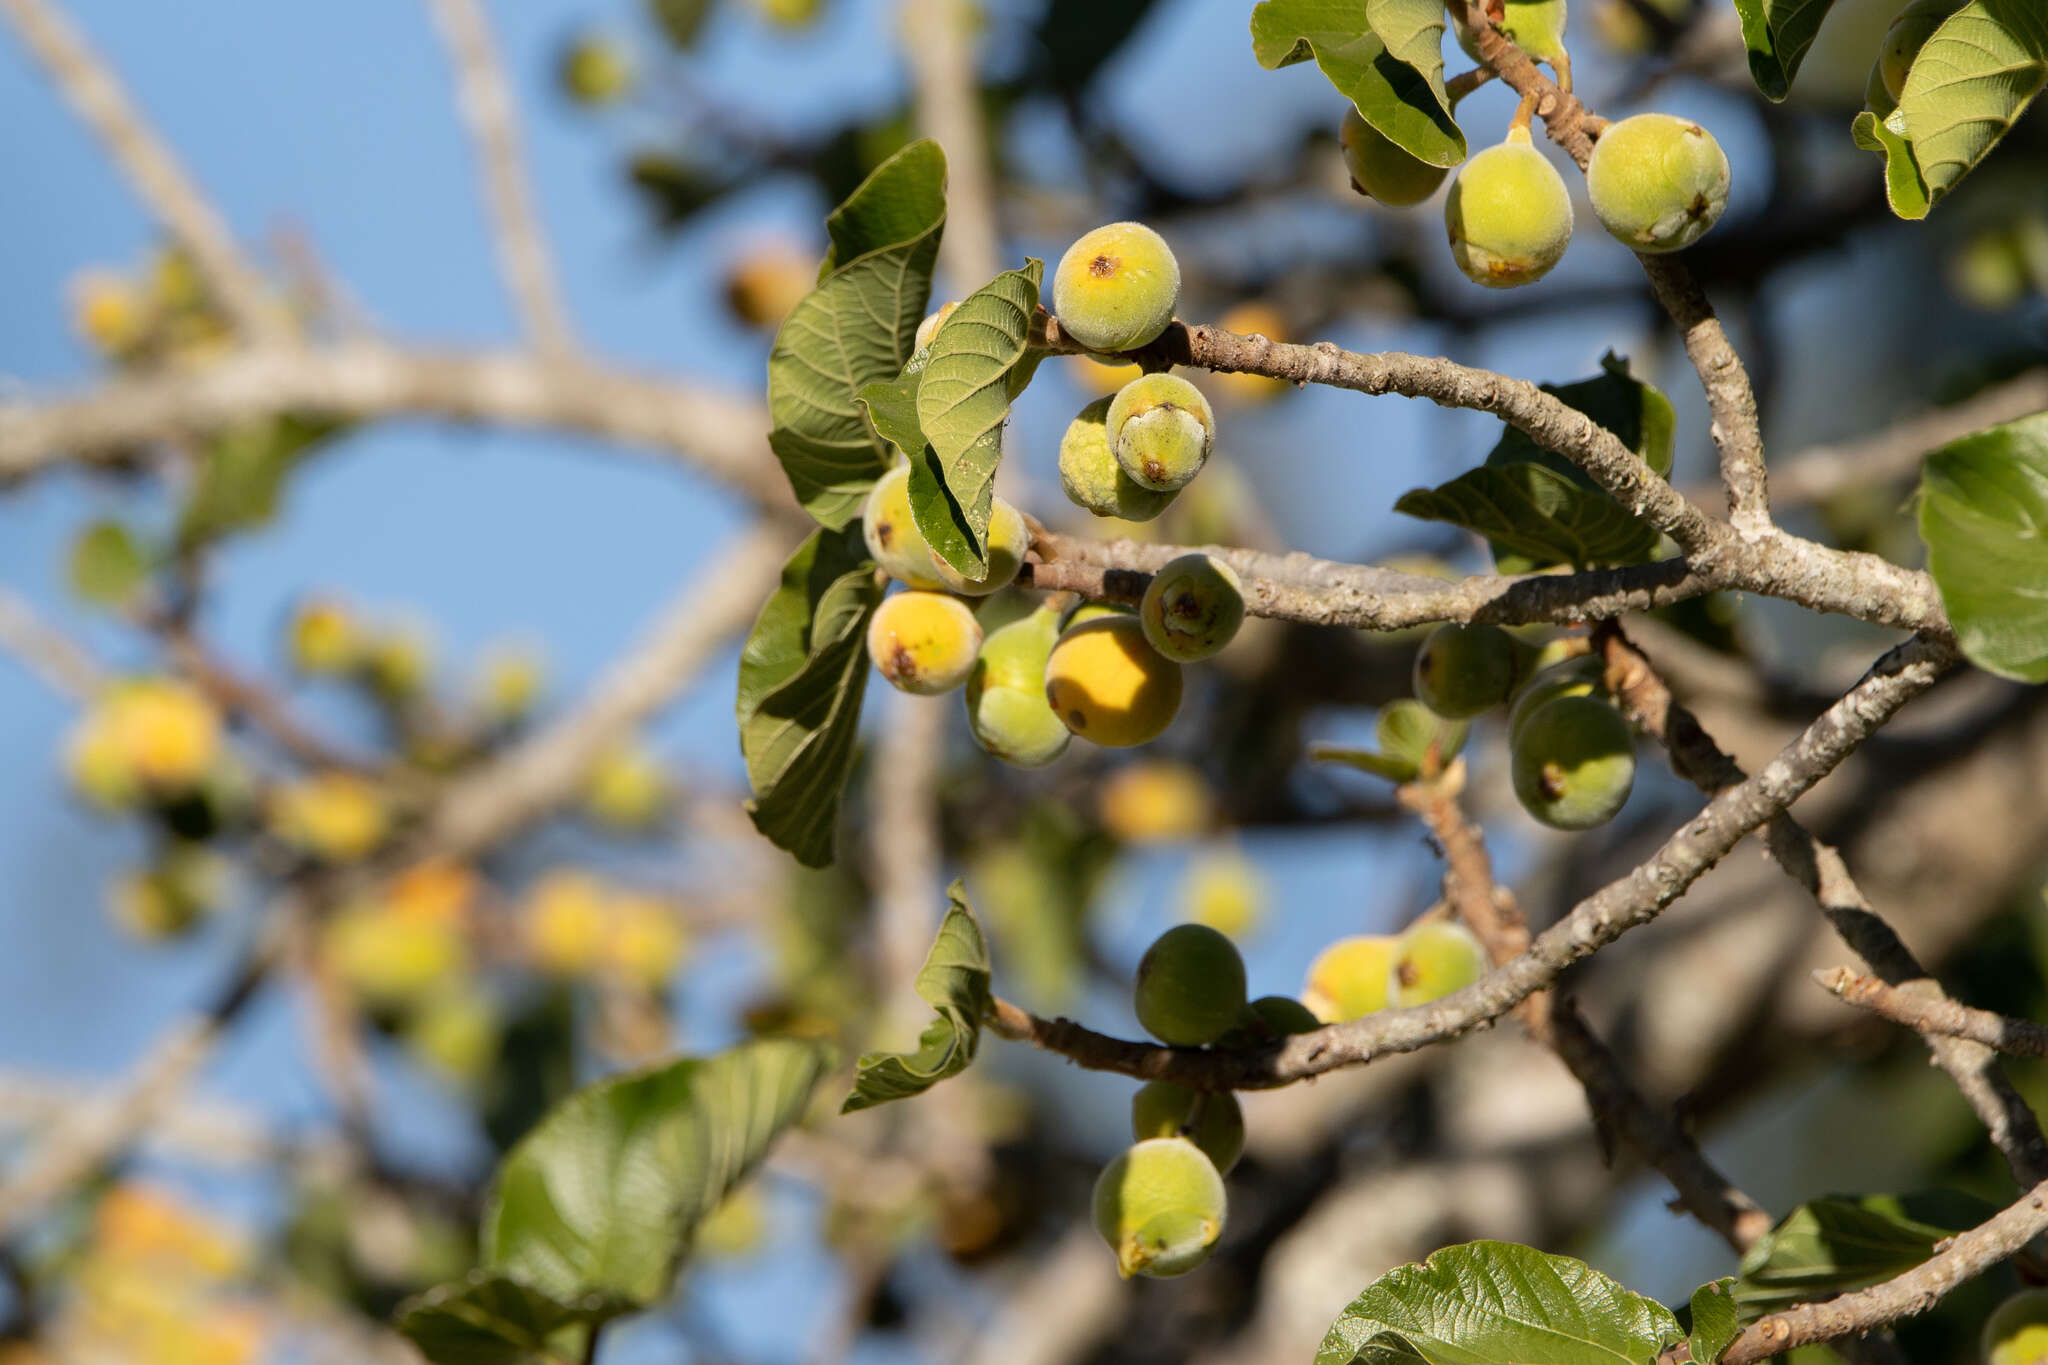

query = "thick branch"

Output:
[[1035, 321, 1948, 636], [1818, 969, 2048, 1059], [0, 0, 291, 343], [1601, 626, 2048, 1188], [0, 341, 788, 507], [1723, 1177, 2048, 1363], [1042, 314, 1721, 557], [422, 0, 577, 357], [1024, 533, 1713, 630], [986, 634, 1951, 1090], [902, 0, 1000, 288]]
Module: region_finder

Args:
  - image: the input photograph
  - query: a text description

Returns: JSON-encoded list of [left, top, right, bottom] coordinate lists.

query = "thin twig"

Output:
[[422, 0, 577, 356], [0, 0, 291, 343], [1397, 767, 1773, 1252], [0, 585, 103, 698], [984, 633, 1952, 1089], [158, 620, 379, 773], [1600, 624, 2048, 1188], [1818, 968, 2048, 1059]]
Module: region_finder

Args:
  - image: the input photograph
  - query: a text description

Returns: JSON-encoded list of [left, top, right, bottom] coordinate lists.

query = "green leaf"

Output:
[[67, 519, 148, 608], [1396, 463, 1663, 570], [1731, 0, 1845, 100], [1395, 354, 1675, 573], [1250, 0, 1466, 168], [1316, 1240, 1682, 1365], [1686, 1278, 1740, 1364], [482, 1038, 831, 1308], [736, 525, 882, 867], [396, 1270, 627, 1365], [1735, 1191, 1993, 1321], [1309, 743, 1419, 783], [911, 261, 1043, 575], [1308, 703, 1468, 784], [177, 414, 343, 547], [1851, 108, 1933, 221], [767, 141, 947, 529], [1377, 698, 1469, 774], [1876, 2, 2048, 219], [1919, 411, 2048, 682], [843, 881, 992, 1112]]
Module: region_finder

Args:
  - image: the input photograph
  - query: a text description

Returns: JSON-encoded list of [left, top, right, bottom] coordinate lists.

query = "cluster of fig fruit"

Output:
[[1335, 1, 1731, 289], [1093, 924, 1322, 1277], [1412, 624, 1636, 830], [860, 223, 1250, 759]]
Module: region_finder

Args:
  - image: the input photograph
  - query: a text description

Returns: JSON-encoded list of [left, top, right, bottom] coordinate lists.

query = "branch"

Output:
[[1742, 369, 2048, 511], [985, 633, 1952, 1090], [902, 0, 1001, 287], [1024, 530, 1715, 629], [1640, 255, 1770, 534], [1040, 314, 1721, 558], [1034, 320, 1948, 636], [1600, 625, 2048, 1189], [0, 585, 103, 699], [0, 919, 282, 1238], [0, 0, 291, 343], [1818, 968, 2048, 1059], [1397, 768, 1773, 1253], [422, 0, 577, 357], [0, 341, 789, 508], [421, 522, 794, 858], [158, 619, 379, 773], [1722, 1176, 2048, 1363]]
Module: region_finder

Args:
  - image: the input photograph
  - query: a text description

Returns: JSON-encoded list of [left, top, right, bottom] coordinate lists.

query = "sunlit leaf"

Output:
[[843, 881, 992, 1112], [1250, 0, 1465, 168], [767, 141, 947, 528], [1316, 1240, 1682, 1364], [1855, 2, 2048, 219], [911, 261, 1043, 575], [482, 1039, 831, 1306], [67, 519, 148, 609], [396, 1270, 627, 1365], [1731, 0, 1846, 100], [1687, 1278, 1741, 1364], [1918, 410, 2048, 682], [736, 525, 882, 867]]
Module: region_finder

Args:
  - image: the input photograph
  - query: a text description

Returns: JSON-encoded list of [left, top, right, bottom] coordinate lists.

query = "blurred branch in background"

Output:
[[421, 0, 578, 358], [0, 0, 292, 342]]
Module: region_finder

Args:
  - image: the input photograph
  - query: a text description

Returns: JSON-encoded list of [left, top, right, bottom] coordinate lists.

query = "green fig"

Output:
[[1510, 694, 1636, 829]]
